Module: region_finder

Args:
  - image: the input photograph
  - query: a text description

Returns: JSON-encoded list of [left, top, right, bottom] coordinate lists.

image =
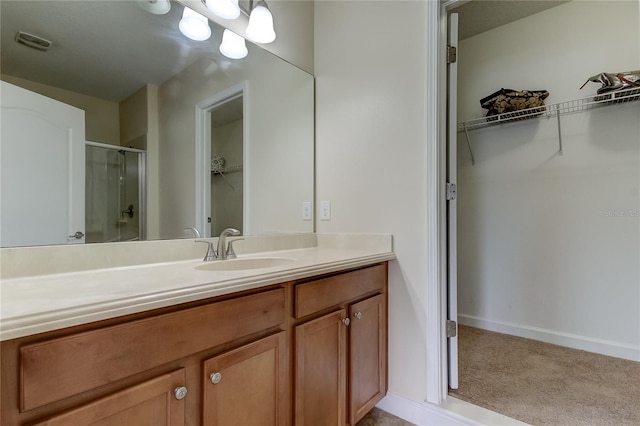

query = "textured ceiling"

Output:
[[1, 0, 573, 102], [0, 0, 227, 102], [455, 0, 571, 40]]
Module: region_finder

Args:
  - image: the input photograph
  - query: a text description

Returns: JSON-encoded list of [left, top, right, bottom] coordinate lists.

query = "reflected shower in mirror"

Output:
[[0, 0, 314, 248], [85, 143, 145, 244]]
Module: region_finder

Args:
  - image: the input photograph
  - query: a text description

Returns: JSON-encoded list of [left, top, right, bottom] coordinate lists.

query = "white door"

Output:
[[447, 12, 459, 390], [0, 81, 85, 247]]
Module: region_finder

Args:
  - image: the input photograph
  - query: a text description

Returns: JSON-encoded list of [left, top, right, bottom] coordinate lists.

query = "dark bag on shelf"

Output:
[[579, 70, 640, 94], [480, 88, 550, 117]]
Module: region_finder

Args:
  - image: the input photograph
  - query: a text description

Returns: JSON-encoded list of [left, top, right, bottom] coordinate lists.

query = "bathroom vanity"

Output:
[[0, 235, 393, 425]]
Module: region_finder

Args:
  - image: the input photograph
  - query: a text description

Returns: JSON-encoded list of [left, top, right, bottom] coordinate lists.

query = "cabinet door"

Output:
[[203, 332, 287, 426], [295, 309, 348, 426], [32, 369, 186, 426], [349, 294, 387, 425]]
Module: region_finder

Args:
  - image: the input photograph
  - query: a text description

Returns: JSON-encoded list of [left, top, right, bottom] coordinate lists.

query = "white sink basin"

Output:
[[195, 257, 296, 272]]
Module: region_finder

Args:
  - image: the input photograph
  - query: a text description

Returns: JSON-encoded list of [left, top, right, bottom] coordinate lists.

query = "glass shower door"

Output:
[[85, 143, 145, 243]]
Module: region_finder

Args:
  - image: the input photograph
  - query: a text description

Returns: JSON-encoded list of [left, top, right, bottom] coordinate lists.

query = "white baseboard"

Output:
[[375, 392, 475, 425], [458, 314, 640, 362], [376, 392, 527, 426]]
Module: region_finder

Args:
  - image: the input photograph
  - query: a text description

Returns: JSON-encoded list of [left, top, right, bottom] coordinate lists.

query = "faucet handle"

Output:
[[195, 240, 217, 261], [226, 239, 244, 259]]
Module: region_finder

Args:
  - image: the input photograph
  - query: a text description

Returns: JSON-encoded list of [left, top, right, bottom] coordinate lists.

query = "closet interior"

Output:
[[450, 0, 639, 423]]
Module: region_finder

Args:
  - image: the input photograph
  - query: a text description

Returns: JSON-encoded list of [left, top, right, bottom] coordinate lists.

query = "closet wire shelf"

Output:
[[457, 87, 640, 164], [211, 164, 243, 175], [457, 87, 640, 133]]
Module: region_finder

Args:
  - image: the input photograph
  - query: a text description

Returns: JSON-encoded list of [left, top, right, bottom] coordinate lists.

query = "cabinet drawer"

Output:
[[294, 264, 386, 318], [20, 288, 285, 411]]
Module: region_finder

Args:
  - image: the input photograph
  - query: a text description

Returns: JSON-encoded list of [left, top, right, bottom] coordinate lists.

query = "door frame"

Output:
[[425, 0, 469, 405], [195, 82, 249, 238]]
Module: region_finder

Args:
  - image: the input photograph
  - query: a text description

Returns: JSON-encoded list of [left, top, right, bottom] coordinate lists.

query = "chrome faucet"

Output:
[[196, 228, 241, 261], [216, 228, 241, 260]]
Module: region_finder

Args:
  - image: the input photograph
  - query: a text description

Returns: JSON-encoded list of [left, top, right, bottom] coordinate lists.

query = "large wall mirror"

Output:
[[0, 0, 314, 248]]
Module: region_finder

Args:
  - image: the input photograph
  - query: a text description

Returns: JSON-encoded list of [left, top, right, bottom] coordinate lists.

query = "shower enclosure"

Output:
[[85, 142, 146, 243]]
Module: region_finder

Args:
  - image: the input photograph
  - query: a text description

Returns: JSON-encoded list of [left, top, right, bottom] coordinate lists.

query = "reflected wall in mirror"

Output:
[[0, 0, 314, 248]]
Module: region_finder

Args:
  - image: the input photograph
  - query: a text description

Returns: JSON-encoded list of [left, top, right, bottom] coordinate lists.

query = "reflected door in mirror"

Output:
[[0, 81, 85, 247]]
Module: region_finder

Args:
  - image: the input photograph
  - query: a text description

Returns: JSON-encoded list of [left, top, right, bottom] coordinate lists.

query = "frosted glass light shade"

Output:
[[245, 1, 275, 44], [220, 29, 248, 59], [205, 0, 240, 20], [178, 7, 211, 41]]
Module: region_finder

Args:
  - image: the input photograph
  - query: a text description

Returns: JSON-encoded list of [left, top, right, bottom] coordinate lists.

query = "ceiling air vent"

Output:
[[15, 31, 52, 52]]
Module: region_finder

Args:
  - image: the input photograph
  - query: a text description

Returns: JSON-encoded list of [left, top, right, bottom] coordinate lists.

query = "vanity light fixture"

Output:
[[179, 6, 212, 41], [200, 0, 276, 45], [219, 29, 248, 59], [245, 0, 276, 44], [205, 0, 240, 20], [182, 0, 276, 59]]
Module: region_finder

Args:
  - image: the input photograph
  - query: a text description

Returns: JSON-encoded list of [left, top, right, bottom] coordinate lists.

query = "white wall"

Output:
[[119, 86, 148, 150], [157, 46, 314, 239], [456, 0, 640, 360], [146, 84, 161, 240], [315, 1, 430, 402]]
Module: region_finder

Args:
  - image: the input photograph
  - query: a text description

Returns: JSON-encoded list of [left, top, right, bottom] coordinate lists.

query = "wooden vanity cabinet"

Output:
[[1, 287, 286, 426], [293, 263, 388, 426], [1, 262, 388, 426]]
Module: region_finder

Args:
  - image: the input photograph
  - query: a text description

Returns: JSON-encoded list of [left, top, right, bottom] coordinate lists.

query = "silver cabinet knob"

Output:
[[210, 372, 222, 384], [354, 312, 363, 320], [174, 386, 188, 400], [342, 318, 350, 326]]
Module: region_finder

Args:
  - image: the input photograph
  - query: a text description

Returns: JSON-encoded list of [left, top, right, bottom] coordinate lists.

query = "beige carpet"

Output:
[[450, 325, 640, 425]]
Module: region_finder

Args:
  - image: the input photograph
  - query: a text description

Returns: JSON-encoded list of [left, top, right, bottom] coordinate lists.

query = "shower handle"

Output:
[[122, 204, 135, 218]]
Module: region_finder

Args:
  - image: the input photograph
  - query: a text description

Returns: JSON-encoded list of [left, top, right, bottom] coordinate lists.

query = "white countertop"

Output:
[[1, 234, 394, 341]]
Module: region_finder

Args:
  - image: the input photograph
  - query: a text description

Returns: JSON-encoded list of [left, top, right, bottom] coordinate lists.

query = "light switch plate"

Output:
[[320, 200, 331, 220], [302, 201, 312, 220]]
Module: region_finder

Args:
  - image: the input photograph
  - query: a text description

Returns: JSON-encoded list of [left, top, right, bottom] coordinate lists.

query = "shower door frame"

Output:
[[86, 141, 147, 242]]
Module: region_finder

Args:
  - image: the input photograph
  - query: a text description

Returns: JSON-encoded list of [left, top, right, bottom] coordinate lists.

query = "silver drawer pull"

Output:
[[354, 312, 363, 320], [342, 318, 350, 326], [210, 372, 222, 384], [174, 386, 188, 400]]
